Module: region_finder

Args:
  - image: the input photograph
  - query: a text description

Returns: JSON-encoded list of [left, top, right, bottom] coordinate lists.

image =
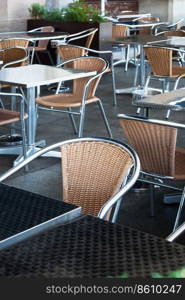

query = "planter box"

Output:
[[27, 19, 112, 64]]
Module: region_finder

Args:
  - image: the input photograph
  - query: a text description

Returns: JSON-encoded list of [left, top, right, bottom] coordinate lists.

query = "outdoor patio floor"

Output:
[[0, 60, 185, 244]]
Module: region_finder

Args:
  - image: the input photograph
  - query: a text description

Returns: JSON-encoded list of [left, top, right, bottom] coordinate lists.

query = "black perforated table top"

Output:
[[0, 215, 185, 277], [0, 184, 79, 245]]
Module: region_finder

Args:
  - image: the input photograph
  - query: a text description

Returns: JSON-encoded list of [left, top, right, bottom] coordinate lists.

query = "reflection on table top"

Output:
[[0, 214, 185, 277], [135, 88, 185, 110], [0, 64, 96, 88], [109, 35, 185, 46], [0, 183, 81, 251], [109, 34, 170, 46], [152, 36, 185, 48], [0, 31, 68, 41]]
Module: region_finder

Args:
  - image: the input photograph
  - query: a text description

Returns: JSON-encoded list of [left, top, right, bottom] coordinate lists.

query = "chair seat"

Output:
[[0, 84, 11, 89], [35, 47, 47, 52], [172, 65, 185, 77], [0, 109, 27, 125], [175, 147, 185, 180], [36, 93, 99, 108]]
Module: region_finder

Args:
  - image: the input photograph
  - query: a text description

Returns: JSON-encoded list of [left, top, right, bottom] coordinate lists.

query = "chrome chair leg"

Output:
[[125, 45, 130, 72], [67, 108, 78, 135], [149, 184, 155, 217], [35, 51, 42, 64], [97, 100, 113, 138], [144, 75, 151, 94], [134, 61, 139, 87], [111, 62, 117, 106], [173, 186, 185, 232], [165, 109, 171, 120], [47, 50, 54, 65], [0, 98, 4, 109], [78, 106, 86, 138]]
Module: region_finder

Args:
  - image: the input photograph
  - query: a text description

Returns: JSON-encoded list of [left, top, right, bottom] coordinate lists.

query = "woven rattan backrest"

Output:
[[112, 24, 128, 39], [0, 39, 29, 49], [37, 26, 55, 49], [2, 48, 28, 68], [71, 57, 106, 99], [144, 47, 172, 76], [84, 29, 96, 48], [119, 119, 177, 177], [57, 45, 86, 68], [61, 140, 133, 216]]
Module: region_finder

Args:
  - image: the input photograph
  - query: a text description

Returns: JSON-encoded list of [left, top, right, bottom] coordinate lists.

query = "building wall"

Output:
[[86, 0, 138, 16], [0, 0, 45, 32], [139, 0, 185, 24]]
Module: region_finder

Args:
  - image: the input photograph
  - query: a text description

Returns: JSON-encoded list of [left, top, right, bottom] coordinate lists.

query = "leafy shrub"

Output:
[[29, 1, 106, 23], [28, 3, 47, 19]]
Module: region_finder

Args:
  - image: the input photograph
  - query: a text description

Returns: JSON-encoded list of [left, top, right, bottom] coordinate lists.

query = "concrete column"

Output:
[[139, 0, 185, 25], [0, 0, 45, 31]]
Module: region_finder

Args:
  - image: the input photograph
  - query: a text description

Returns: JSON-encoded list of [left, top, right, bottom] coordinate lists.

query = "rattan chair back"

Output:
[[0, 38, 29, 49], [84, 28, 97, 48], [61, 139, 135, 217], [119, 116, 177, 177], [112, 24, 128, 39], [67, 28, 97, 49], [71, 56, 106, 99], [57, 45, 86, 68], [0, 138, 140, 221], [144, 46, 173, 76], [1, 47, 28, 68], [31, 26, 55, 50]]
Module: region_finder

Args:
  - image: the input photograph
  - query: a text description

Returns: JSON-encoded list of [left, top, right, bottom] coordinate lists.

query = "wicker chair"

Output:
[[143, 46, 185, 113], [0, 92, 27, 161], [0, 47, 28, 69], [66, 28, 98, 48], [56, 44, 117, 105], [36, 56, 112, 138], [0, 47, 28, 98], [28, 26, 55, 65], [118, 113, 185, 232], [0, 137, 140, 222], [0, 38, 30, 49], [0, 38, 34, 64], [155, 18, 184, 35], [112, 24, 130, 72]]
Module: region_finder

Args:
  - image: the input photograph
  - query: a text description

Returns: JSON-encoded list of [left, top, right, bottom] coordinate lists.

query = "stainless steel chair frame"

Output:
[[0, 137, 140, 222], [118, 113, 185, 232], [38, 56, 112, 138], [56, 44, 117, 106]]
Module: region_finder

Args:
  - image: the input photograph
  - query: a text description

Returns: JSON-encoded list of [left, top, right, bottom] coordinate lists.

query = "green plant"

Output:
[[152, 267, 185, 278], [44, 9, 63, 22], [28, 1, 106, 23], [62, 0, 105, 23], [28, 2, 47, 19]]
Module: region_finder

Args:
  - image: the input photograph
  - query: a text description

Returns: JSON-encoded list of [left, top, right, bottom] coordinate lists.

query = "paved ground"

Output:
[[0, 59, 185, 244]]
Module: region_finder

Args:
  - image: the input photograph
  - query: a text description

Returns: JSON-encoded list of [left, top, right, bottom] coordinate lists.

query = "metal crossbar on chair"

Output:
[[0, 137, 140, 222], [36, 56, 112, 138]]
